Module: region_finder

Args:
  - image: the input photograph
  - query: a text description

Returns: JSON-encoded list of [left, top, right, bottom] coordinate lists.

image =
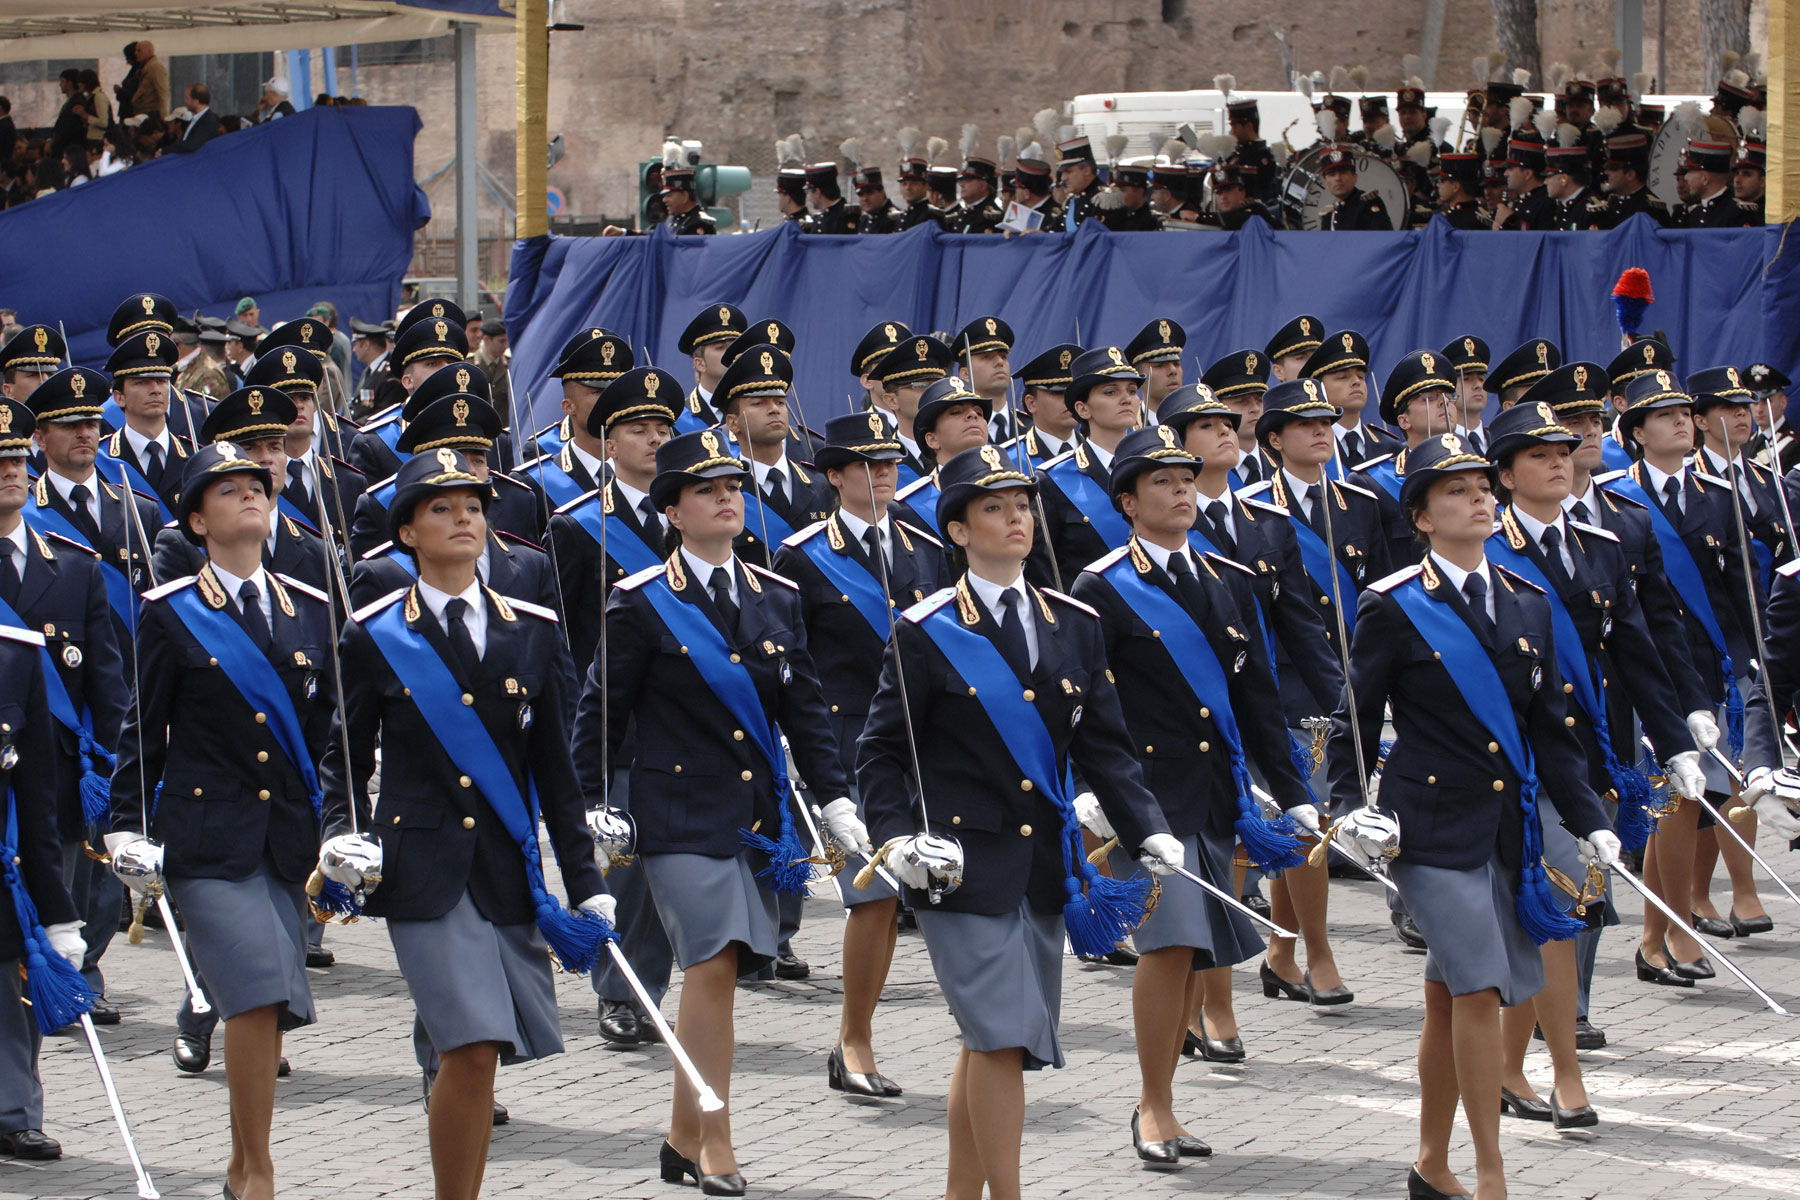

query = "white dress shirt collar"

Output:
[[1136, 535, 1194, 576], [417, 575, 488, 656], [209, 560, 270, 622], [122, 422, 171, 461], [1428, 551, 1493, 618], [682, 547, 737, 605]]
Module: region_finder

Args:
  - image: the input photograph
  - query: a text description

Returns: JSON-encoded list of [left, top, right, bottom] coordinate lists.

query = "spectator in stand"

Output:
[[0, 159, 25, 209], [79, 70, 113, 146], [131, 41, 171, 120], [60, 145, 91, 188], [0, 97, 15, 170], [255, 77, 296, 124], [49, 69, 89, 159], [31, 155, 63, 198], [166, 84, 220, 154], [463, 312, 485, 356], [114, 42, 143, 120], [96, 127, 135, 176], [307, 302, 355, 383], [475, 318, 511, 421]]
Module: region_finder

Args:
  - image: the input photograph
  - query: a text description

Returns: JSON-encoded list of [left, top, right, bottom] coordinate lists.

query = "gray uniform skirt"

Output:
[[387, 891, 562, 1065], [832, 786, 898, 909], [1110, 830, 1263, 969], [642, 850, 779, 976], [914, 899, 1065, 1071], [166, 867, 314, 1031], [1539, 793, 1617, 929], [1390, 854, 1545, 1007], [1697, 673, 1754, 817]]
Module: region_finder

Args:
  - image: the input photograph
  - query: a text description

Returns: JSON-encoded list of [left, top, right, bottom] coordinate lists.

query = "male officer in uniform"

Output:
[[348, 299, 470, 480], [1266, 315, 1324, 384], [1057, 132, 1106, 229], [1099, 161, 1164, 231], [1224, 92, 1280, 207], [1545, 144, 1610, 230], [1599, 130, 1671, 228], [1691, 366, 1788, 584], [853, 164, 903, 234], [1602, 338, 1674, 470], [1681, 140, 1759, 227], [1204, 160, 1280, 229], [1494, 132, 1558, 230], [1433, 154, 1492, 228], [661, 160, 718, 235], [1032, 347, 1145, 584], [944, 154, 1004, 234], [849, 321, 909, 430], [676, 304, 747, 431], [1440, 335, 1492, 456], [103, 294, 208, 446], [1007, 344, 1083, 470], [1317, 147, 1394, 230], [245, 344, 368, 544], [873, 336, 954, 486], [803, 161, 858, 235], [519, 329, 636, 496], [716, 344, 833, 572], [895, 139, 943, 230], [1348, 350, 1462, 566], [349, 317, 394, 419], [101, 328, 190, 518], [1127, 319, 1185, 412], [1302, 330, 1401, 467], [1010, 150, 1064, 230], [1490, 338, 1563, 411], [1201, 350, 1277, 484], [174, 316, 231, 400], [951, 317, 1016, 441], [0, 324, 65, 408]]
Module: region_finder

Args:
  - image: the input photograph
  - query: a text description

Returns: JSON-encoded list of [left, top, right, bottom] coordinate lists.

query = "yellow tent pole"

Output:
[[516, 0, 548, 240], [1774, 0, 1795, 223]]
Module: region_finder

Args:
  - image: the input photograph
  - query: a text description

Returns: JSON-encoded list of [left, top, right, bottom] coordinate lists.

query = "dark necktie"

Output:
[[1569, 498, 1592, 525], [1539, 525, 1573, 590], [710, 566, 740, 633], [1295, 482, 1314, 522], [144, 441, 165, 488], [0, 542, 20, 607], [238, 580, 272, 654], [638, 496, 660, 533], [443, 597, 481, 679], [1341, 430, 1362, 465], [1206, 499, 1237, 555], [287, 459, 309, 501], [1462, 572, 1497, 644], [1662, 475, 1682, 517], [1166, 549, 1211, 620], [994, 588, 1033, 680], [765, 468, 787, 509], [863, 526, 886, 571], [67, 484, 103, 547]]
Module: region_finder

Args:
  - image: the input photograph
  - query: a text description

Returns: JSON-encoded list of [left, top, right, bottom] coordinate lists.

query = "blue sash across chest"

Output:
[[94, 452, 174, 524], [521, 455, 588, 508], [565, 492, 663, 576], [19, 502, 136, 629], [0, 596, 114, 822], [794, 528, 890, 641], [1045, 455, 1129, 549]]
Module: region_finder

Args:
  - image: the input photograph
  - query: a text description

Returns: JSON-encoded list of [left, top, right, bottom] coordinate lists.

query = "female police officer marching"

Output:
[[856, 443, 1180, 1200], [318, 448, 612, 1200], [107, 442, 337, 1200], [576, 426, 849, 1196], [1069, 425, 1315, 1164], [1325, 432, 1618, 1200]]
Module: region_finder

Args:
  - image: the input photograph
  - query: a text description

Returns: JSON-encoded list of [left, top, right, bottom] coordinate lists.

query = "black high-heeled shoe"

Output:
[[874, 1071, 903, 1097], [1130, 1109, 1181, 1169], [1690, 912, 1735, 937], [1304, 970, 1353, 1006], [223, 1184, 241, 1200], [1730, 910, 1774, 936], [1665, 940, 1715, 981], [1635, 947, 1693, 988], [1174, 1133, 1212, 1158], [1181, 1029, 1203, 1057], [1499, 1086, 1552, 1121], [826, 1045, 886, 1098], [659, 1140, 698, 1185], [1550, 1087, 1599, 1130], [1406, 1165, 1469, 1199], [1259, 960, 1310, 1002], [1198, 1034, 1246, 1063], [700, 1172, 746, 1197]]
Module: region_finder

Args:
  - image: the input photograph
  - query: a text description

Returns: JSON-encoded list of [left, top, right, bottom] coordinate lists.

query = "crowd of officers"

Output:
[[0, 289, 1796, 1199]]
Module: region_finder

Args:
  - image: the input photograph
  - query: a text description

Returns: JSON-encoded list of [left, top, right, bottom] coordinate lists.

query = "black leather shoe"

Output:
[[1666, 940, 1715, 981], [659, 1139, 698, 1184], [277, 1056, 291, 1078], [305, 945, 336, 968], [598, 999, 644, 1046], [1499, 1086, 1552, 1121], [1130, 1110, 1180, 1169], [874, 1072, 903, 1097], [1242, 892, 1272, 919], [773, 953, 810, 980], [1175, 1134, 1211, 1157], [700, 1171, 746, 1196], [492, 1101, 508, 1126], [1635, 947, 1693, 988], [1730, 910, 1774, 936], [224, 1183, 241, 1200], [173, 1032, 211, 1073], [1392, 912, 1428, 950], [1181, 1029, 1203, 1057], [1102, 945, 1140, 966], [87, 995, 121, 1025], [1406, 1165, 1468, 1199], [1198, 1034, 1245, 1063], [1690, 912, 1734, 938], [1574, 1018, 1607, 1050], [1259, 960, 1310, 1001], [0, 1128, 62, 1159], [827, 1045, 886, 1098], [1550, 1088, 1598, 1130], [1304, 971, 1353, 1006]]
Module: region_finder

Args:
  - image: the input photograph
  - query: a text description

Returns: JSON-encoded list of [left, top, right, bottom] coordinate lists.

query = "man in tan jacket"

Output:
[[131, 41, 170, 119]]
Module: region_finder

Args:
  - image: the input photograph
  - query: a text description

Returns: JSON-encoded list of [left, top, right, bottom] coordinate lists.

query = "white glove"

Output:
[[1666, 751, 1707, 801], [1751, 795, 1800, 841], [1285, 804, 1322, 834], [1745, 768, 1800, 839], [885, 834, 965, 892], [45, 921, 85, 969], [103, 832, 163, 894], [577, 894, 618, 925], [585, 807, 636, 859], [1687, 710, 1721, 752], [1577, 828, 1622, 867], [1073, 791, 1117, 840], [1338, 809, 1401, 867], [819, 797, 873, 856], [1137, 833, 1185, 877], [317, 833, 384, 890]]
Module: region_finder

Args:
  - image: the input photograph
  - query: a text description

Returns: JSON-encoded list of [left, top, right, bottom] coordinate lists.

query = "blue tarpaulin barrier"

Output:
[[506, 217, 1799, 435], [0, 107, 429, 367]]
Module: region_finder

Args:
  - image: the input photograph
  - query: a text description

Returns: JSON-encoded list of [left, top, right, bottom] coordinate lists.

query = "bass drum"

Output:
[[1647, 121, 1685, 206], [1279, 145, 1411, 230]]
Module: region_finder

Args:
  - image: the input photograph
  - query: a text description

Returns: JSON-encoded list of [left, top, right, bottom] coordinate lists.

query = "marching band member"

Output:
[[1328, 432, 1616, 1200], [858, 444, 1177, 1200], [1071, 425, 1312, 1161], [108, 443, 337, 1200], [774, 412, 949, 1098], [320, 448, 609, 1200], [578, 427, 847, 1195]]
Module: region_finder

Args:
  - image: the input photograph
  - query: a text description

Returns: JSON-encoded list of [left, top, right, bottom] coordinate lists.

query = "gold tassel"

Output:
[[854, 838, 904, 891], [1305, 819, 1342, 869], [1085, 836, 1119, 865]]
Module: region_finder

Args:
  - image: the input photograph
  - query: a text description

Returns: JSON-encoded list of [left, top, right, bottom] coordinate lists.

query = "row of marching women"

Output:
[[0, 291, 1795, 1200]]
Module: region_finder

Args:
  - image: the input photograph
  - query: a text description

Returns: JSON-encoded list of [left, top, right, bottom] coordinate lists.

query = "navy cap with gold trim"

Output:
[[1491, 338, 1563, 394], [873, 335, 954, 389], [1604, 337, 1670, 391], [256, 317, 334, 362], [1517, 361, 1608, 415], [550, 328, 634, 387], [1018, 343, 1083, 393], [0, 325, 66, 376], [1125, 318, 1185, 366], [1398, 430, 1498, 510], [244, 342, 324, 394], [1484, 398, 1580, 462], [723, 319, 794, 367], [851, 321, 911, 378], [650, 425, 752, 511], [1379, 349, 1458, 425], [1439, 335, 1490, 376], [813, 410, 905, 471], [27, 367, 109, 424], [178, 441, 275, 543], [952, 316, 1014, 359], [587, 367, 683, 437], [388, 448, 493, 544], [677, 304, 748, 356], [396, 297, 467, 340], [0, 397, 34, 457], [715, 344, 794, 410], [913, 376, 993, 443], [393, 311, 469, 369], [1302, 329, 1370, 380], [1065, 346, 1145, 414], [1265, 314, 1325, 363], [1687, 365, 1756, 410], [1616, 368, 1693, 443], [1109, 423, 1203, 500], [200, 386, 297, 445], [1255, 377, 1342, 441], [104, 329, 178, 381], [398, 393, 503, 455], [108, 293, 177, 346], [1200, 349, 1270, 399], [401, 361, 491, 423], [935, 442, 1037, 539], [1156, 383, 1237, 432]]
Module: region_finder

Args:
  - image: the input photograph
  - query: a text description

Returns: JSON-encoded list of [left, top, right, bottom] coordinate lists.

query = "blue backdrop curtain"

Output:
[[0, 107, 429, 367], [507, 217, 1798, 435]]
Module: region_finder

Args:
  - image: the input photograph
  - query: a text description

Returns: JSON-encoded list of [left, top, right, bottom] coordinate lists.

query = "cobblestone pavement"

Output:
[[6, 866, 1798, 1199]]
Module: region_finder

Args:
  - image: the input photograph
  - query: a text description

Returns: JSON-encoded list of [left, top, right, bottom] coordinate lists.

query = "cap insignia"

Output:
[[1642, 343, 1654, 363], [141, 296, 156, 314], [430, 302, 446, 317], [601, 340, 616, 365], [247, 390, 265, 414], [883, 323, 897, 342], [1537, 402, 1555, 424], [759, 351, 774, 375], [0, 408, 11, 434], [1441, 432, 1463, 454], [1158, 319, 1171, 343], [1246, 352, 1258, 374], [1464, 336, 1476, 357], [984, 318, 997, 336], [217, 440, 244, 461], [1107, 346, 1124, 366], [718, 305, 732, 326], [1300, 318, 1312, 336], [455, 367, 472, 391], [1341, 332, 1354, 352], [1059, 349, 1072, 369], [915, 339, 930, 361], [1573, 365, 1588, 390], [436, 448, 459, 471], [1303, 379, 1319, 400], [32, 329, 46, 352], [1157, 425, 1178, 449], [282, 350, 297, 372], [1421, 352, 1435, 373], [980, 445, 1003, 469], [1727, 367, 1740, 387], [701, 430, 721, 456], [70, 374, 86, 398], [645, 372, 661, 397], [766, 322, 780, 342], [433, 320, 448, 341], [145, 333, 160, 356], [1656, 370, 1671, 389], [452, 397, 470, 426]]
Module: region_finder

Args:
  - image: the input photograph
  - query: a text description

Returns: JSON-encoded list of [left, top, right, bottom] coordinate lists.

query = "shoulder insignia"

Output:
[[1240, 496, 1290, 518], [498, 593, 560, 624], [1039, 448, 1077, 471], [553, 487, 601, 516], [142, 574, 199, 602], [1777, 558, 1800, 580], [494, 530, 546, 553], [1336, 479, 1377, 500], [1569, 520, 1618, 544], [358, 540, 399, 561], [1202, 551, 1255, 576], [1237, 480, 1274, 500], [362, 405, 402, 429], [1354, 451, 1397, 470], [1691, 470, 1728, 488], [901, 586, 958, 623], [895, 472, 938, 501], [274, 573, 329, 603], [1087, 544, 1132, 573], [39, 530, 96, 558], [0, 625, 46, 647], [783, 519, 827, 548], [516, 451, 553, 473], [615, 563, 665, 592], [745, 561, 799, 590], [1367, 564, 1424, 593], [894, 519, 942, 548], [350, 588, 409, 623], [267, 574, 297, 618], [1592, 468, 1629, 486], [491, 472, 531, 493], [368, 470, 400, 492], [1492, 564, 1544, 594]]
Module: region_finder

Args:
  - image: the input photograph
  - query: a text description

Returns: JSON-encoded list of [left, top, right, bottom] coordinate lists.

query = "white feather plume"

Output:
[[1406, 75, 1426, 89], [1015, 126, 1035, 151], [1725, 69, 1749, 88], [996, 135, 1016, 168], [1721, 50, 1741, 72], [839, 137, 863, 167], [897, 126, 922, 158], [1633, 71, 1653, 95], [1532, 110, 1557, 140], [1271, 141, 1290, 166], [1021, 141, 1044, 162], [1593, 106, 1623, 135], [1094, 186, 1125, 210], [1296, 75, 1314, 99], [1481, 127, 1503, 154], [1329, 65, 1350, 91], [1213, 73, 1236, 95], [1508, 96, 1534, 130], [1547, 62, 1570, 91], [927, 136, 949, 164], [1512, 67, 1531, 87], [1316, 110, 1339, 140], [1739, 107, 1766, 141], [1349, 65, 1369, 88], [1429, 115, 1451, 142], [1202, 134, 1238, 159], [661, 138, 683, 170], [1372, 124, 1398, 150], [1407, 140, 1433, 165], [1103, 133, 1129, 164], [1402, 54, 1421, 80], [1057, 124, 1079, 146], [1473, 54, 1494, 84], [1672, 100, 1704, 138], [1159, 137, 1188, 162], [1743, 50, 1763, 81], [1035, 108, 1061, 142], [1555, 122, 1580, 147], [959, 124, 979, 159]]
